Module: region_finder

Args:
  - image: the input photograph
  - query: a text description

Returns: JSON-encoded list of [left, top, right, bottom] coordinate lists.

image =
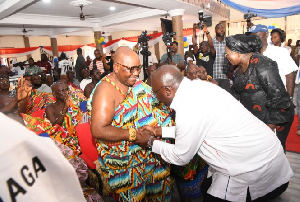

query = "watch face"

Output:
[[132, 133, 136, 140]]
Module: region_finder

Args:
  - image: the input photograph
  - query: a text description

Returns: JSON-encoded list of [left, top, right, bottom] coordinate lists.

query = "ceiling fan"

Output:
[[22, 25, 33, 33], [79, 5, 94, 21]]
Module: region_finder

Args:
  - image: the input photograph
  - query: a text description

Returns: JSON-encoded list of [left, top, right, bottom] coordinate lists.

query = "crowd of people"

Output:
[[0, 22, 299, 202]]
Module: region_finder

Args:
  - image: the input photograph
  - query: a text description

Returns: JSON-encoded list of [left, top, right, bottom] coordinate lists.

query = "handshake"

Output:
[[134, 126, 161, 149]]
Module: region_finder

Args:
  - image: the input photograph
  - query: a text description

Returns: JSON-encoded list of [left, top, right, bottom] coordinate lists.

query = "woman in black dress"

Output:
[[226, 34, 294, 151]]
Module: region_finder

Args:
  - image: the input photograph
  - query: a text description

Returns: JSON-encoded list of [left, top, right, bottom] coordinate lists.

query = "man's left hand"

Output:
[[135, 129, 155, 148], [202, 23, 208, 33]]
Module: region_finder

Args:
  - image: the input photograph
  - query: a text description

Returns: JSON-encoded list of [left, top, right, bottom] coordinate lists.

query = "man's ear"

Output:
[[165, 86, 172, 96], [114, 64, 119, 73]]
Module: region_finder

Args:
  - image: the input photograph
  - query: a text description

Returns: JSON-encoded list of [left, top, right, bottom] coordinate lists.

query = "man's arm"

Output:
[[286, 72, 295, 97], [0, 99, 18, 113], [202, 23, 216, 56], [84, 84, 93, 98], [177, 55, 186, 70], [136, 110, 203, 166], [45, 105, 65, 126], [45, 95, 68, 126], [90, 82, 131, 142]]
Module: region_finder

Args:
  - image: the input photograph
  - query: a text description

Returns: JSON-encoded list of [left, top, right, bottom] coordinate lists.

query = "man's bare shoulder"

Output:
[[94, 77, 115, 95], [46, 103, 55, 110]]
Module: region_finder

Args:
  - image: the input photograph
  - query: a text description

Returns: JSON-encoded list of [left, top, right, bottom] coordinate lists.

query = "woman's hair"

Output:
[[271, 28, 285, 43], [226, 34, 263, 54]]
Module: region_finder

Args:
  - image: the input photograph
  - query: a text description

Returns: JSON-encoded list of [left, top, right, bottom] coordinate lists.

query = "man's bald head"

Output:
[[152, 65, 183, 106], [186, 64, 200, 80], [51, 81, 68, 101], [113, 46, 140, 86], [114, 46, 139, 64], [51, 81, 64, 92], [152, 65, 183, 87]]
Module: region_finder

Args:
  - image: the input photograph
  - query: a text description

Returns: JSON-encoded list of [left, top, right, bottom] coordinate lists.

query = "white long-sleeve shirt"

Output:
[[263, 45, 298, 89], [152, 78, 293, 201]]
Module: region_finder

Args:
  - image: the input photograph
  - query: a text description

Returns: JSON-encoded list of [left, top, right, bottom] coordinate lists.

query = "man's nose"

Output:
[[132, 68, 140, 76]]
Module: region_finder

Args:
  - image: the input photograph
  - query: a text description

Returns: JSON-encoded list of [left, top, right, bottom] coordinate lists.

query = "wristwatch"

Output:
[[206, 31, 210, 35], [128, 128, 137, 142], [147, 136, 155, 148]]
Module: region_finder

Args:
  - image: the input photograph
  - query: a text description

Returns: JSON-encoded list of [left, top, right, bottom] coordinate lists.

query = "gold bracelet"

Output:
[[128, 128, 137, 142]]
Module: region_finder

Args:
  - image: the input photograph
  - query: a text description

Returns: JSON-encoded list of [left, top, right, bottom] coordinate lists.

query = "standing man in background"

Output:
[[89, 49, 110, 74], [212, 23, 230, 91], [75, 48, 85, 81], [58, 52, 74, 76], [159, 41, 185, 72], [37, 53, 52, 74]]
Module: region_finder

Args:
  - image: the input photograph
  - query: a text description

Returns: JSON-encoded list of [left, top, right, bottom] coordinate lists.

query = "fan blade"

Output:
[[26, 30, 34, 32], [85, 14, 94, 16]]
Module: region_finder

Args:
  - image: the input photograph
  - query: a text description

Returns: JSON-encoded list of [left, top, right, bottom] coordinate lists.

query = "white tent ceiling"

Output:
[[0, 0, 227, 37], [0, 0, 298, 37]]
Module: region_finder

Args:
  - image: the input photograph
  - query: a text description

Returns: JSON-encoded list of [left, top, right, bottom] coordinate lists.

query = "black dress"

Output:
[[231, 53, 293, 125]]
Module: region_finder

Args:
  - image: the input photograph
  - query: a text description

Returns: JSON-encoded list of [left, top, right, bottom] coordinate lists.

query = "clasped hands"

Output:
[[134, 125, 159, 148]]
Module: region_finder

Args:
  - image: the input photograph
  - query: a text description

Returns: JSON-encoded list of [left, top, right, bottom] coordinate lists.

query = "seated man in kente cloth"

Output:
[[87, 46, 174, 201], [17, 79, 102, 201]]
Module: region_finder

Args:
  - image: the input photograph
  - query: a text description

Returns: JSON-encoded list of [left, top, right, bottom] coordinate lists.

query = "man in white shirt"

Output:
[[135, 66, 293, 202], [248, 24, 298, 152], [11, 61, 24, 76], [0, 113, 85, 202], [79, 69, 92, 90], [58, 52, 74, 76]]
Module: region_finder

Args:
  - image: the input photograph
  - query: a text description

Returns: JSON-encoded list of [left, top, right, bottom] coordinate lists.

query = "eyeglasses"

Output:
[[116, 63, 142, 73], [224, 51, 233, 57], [153, 86, 171, 94]]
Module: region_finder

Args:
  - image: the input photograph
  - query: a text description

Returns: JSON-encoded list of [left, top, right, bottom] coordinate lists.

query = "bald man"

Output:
[[135, 65, 293, 202], [45, 82, 69, 126], [198, 66, 218, 85], [186, 64, 200, 80], [87, 46, 173, 201]]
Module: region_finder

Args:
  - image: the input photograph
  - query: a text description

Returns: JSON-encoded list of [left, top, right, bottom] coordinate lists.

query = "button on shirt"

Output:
[[160, 53, 184, 65], [212, 38, 230, 79], [152, 78, 293, 201], [263, 45, 298, 89]]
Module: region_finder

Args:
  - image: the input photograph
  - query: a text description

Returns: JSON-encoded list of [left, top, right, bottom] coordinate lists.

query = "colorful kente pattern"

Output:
[[68, 82, 86, 106], [22, 95, 84, 156], [172, 155, 208, 198], [88, 77, 174, 202], [26, 89, 56, 114]]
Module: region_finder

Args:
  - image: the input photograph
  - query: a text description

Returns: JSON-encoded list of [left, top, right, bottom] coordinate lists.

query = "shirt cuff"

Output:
[[152, 140, 165, 154], [162, 126, 176, 138]]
